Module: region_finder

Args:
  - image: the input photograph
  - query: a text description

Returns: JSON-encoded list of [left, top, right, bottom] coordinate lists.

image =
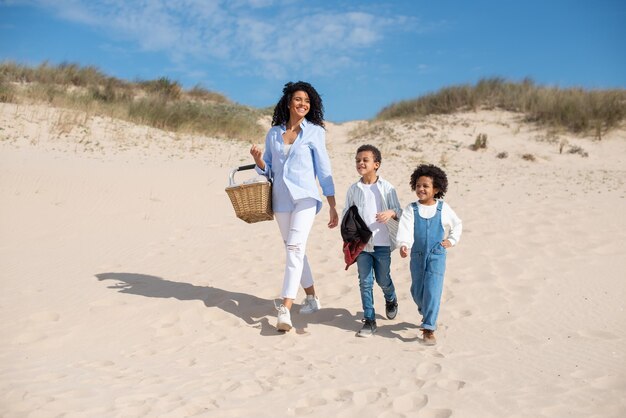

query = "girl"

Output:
[[397, 164, 462, 345]]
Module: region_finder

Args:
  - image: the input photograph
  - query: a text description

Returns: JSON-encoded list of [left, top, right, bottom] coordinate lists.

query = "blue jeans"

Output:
[[356, 246, 397, 321]]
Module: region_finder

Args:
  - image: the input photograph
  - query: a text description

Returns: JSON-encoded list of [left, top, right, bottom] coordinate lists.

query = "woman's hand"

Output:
[[326, 196, 338, 228], [249, 144, 265, 170], [328, 207, 338, 228], [400, 246, 409, 258], [441, 240, 452, 249]]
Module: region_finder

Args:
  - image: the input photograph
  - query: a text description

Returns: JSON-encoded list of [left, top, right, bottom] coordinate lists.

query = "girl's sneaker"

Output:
[[421, 329, 436, 345], [276, 305, 292, 332], [299, 295, 321, 314]]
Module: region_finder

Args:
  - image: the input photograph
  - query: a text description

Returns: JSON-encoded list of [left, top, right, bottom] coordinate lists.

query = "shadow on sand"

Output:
[[95, 272, 420, 339]]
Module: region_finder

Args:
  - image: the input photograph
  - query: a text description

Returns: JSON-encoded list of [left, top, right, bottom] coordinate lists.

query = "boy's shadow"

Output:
[[95, 272, 359, 336]]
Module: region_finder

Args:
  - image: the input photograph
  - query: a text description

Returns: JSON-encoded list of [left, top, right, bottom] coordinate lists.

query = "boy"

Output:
[[342, 145, 402, 337]]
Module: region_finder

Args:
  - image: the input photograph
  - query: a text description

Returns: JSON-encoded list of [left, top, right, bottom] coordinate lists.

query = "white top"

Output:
[[342, 176, 403, 251], [396, 200, 463, 249], [360, 182, 390, 246]]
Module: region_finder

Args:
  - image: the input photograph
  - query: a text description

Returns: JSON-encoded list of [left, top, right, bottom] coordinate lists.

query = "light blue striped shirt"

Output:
[[256, 119, 335, 213]]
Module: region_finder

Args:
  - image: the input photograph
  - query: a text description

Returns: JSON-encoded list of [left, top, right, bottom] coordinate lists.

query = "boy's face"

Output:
[[355, 151, 380, 176], [415, 176, 439, 205]]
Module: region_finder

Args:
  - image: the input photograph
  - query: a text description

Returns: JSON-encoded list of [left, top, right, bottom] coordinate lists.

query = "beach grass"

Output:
[[0, 61, 265, 141], [376, 78, 626, 138]]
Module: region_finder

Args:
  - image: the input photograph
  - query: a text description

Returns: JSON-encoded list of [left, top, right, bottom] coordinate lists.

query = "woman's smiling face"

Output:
[[288, 90, 310, 120]]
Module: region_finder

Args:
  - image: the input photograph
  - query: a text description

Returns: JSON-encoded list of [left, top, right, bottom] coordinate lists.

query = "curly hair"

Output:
[[356, 144, 382, 165], [409, 164, 448, 199], [271, 81, 325, 128]]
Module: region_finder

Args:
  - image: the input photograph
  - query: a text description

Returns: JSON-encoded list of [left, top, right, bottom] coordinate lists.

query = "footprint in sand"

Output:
[[436, 378, 466, 391], [330, 389, 354, 403], [418, 409, 453, 418], [352, 388, 383, 406], [392, 393, 428, 413], [153, 315, 184, 337], [415, 362, 442, 380], [449, 309, 472, 319], [293, 395, 328, 415]]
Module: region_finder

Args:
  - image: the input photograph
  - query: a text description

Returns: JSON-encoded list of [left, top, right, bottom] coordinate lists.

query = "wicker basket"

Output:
[[225, 164, 273, 223]]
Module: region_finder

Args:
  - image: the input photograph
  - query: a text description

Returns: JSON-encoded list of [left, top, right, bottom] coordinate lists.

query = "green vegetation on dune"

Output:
[[376, 78, 626, 138], [0, 61, 265, 141], [2, 63, 624, 140]]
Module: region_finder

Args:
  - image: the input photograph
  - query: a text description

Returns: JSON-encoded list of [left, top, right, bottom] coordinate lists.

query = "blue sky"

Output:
[[1, 0, 624, 122]]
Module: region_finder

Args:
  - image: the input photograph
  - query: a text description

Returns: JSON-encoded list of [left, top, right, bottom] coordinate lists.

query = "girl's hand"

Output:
[[249, 144, 265, 169], [441, 240, 452, 249], [375, 209, 395, 223], [328, 207, 338, 229], [400, 246, 409, 258]]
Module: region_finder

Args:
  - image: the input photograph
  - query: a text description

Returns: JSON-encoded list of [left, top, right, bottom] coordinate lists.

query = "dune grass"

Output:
[[376, 78, 626, 138], [0, 61, 265, 141], [4, 63, 624, 140]]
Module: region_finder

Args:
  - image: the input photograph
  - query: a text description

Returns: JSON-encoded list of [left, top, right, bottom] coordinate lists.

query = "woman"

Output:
[[250, 81, 338, 332]]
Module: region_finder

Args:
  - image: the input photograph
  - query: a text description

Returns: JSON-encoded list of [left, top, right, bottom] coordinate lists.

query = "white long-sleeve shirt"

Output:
[[396, 200, 462, 249], [342, 176, 402, 252]]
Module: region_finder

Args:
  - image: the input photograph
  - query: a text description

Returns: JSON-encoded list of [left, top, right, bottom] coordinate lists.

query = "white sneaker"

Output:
[[299, 295, 321, 314], [276, 305, 292, 331]]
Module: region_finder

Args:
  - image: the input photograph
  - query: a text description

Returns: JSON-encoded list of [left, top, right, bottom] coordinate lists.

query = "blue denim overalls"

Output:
[[409, 200, 447, 331]]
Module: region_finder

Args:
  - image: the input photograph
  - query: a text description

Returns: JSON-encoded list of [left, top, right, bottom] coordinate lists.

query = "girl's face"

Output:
[[415, 176, 438, 205], [288, 90, 310, 120], [355, 151, 380, 177]]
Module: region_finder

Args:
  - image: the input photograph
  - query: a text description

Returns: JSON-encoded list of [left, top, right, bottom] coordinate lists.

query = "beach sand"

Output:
[[1, 102, 625, 417]]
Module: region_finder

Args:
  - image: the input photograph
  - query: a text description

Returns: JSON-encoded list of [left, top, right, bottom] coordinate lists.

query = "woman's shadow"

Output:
[[95, 272, 362, 336]]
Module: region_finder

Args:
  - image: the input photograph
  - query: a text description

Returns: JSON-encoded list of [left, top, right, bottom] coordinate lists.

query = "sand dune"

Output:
[[1, 102, 625, 417]]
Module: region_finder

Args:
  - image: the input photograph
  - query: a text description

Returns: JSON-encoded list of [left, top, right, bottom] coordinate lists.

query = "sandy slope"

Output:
[[1, 103, 625, 417]]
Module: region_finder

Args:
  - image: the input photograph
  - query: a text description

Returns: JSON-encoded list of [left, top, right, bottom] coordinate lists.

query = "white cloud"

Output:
[[20, 0, 416, 79]]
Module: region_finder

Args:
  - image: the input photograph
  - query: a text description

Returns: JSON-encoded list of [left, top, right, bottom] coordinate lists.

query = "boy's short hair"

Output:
[[410, 164, 448, 199], [356, 144, 382, 164]]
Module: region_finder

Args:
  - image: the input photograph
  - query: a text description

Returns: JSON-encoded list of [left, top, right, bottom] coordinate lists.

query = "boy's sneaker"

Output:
[[421, 329, 436, 345], [385, 298, 398, 320], [299, 295, 321, 314], [356, 319, 377, 338], [276, 305, 292, 332]]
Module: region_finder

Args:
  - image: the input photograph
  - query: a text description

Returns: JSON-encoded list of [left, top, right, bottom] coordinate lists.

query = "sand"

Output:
[[1, 102, 625, 417]]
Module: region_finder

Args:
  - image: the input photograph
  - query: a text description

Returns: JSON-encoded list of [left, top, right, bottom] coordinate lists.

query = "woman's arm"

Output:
[[250, 130, 273, 175], [250, 144, 265, 171], [310, 129, 335, 197], [326, 195, 338, 228]]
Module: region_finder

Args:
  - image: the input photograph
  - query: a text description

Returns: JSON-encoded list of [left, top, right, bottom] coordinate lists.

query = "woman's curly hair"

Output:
[[410, 164, 448, 199], [271, 81, 325, 128]]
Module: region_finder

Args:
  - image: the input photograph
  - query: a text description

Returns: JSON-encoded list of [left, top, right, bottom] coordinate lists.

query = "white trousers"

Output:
[[275, 198, 317, 299]]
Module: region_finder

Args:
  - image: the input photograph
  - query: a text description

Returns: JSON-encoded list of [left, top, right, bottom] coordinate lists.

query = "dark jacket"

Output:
[[340, 205, 372, 270]]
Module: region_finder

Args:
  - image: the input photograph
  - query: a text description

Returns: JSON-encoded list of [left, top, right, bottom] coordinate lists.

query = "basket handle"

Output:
[[228, 164, 257, 186]]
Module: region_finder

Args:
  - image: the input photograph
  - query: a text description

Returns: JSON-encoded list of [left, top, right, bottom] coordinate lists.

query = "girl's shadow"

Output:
[[95, 272, 358, 336]]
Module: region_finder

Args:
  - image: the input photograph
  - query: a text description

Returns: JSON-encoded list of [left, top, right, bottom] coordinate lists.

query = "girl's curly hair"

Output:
[[410, 164, 448, 199], [271, 81, 325, 128]]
